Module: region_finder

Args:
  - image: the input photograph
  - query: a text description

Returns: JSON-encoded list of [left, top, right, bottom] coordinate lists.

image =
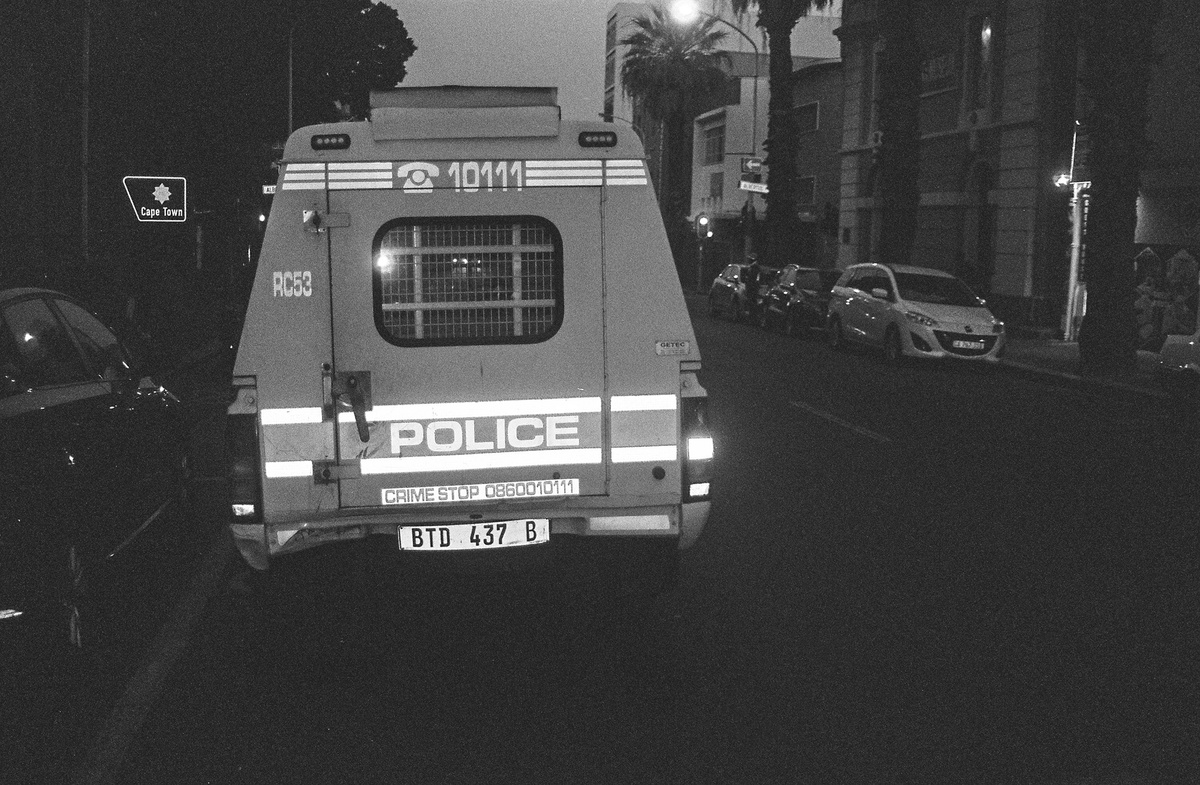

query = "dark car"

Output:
[[758, 265, 844, 336], [708, 262, 781, 322], [0, 288, 187, 654]]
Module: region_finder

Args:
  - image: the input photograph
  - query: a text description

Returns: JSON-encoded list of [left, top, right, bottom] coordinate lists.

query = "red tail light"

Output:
[[681, 396, 712, 501], [226, 413, 262, 522]]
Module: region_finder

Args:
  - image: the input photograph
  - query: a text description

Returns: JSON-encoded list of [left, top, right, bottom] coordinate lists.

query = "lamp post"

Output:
[[1055, 120, 1089, 341], [670, 0, 761, 265]]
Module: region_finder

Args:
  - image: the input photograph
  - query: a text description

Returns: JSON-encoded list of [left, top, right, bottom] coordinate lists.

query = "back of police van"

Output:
[[228, 87, 711, 596]]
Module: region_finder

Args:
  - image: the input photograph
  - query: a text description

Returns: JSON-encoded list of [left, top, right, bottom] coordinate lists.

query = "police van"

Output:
[[227, 87, 711, 597]]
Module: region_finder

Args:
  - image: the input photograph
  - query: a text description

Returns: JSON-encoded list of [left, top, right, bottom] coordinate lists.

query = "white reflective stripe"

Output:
[[329, 181, 393, 190], [264, 460, 313, 478], [590, 515, 671, 531], [328, 171, 391, 180], [286, 163, 326, 171], [611, 394, 677, 412], [607, 159, 644, 167], [361, 448, 601, 475], [344, 397, 602, 423], [611, 445, 677, 463], [526, 160, 602, 169], [526, 178, 603, 186], [605, 178, 648, 185], [261, 407, 324, 425], [328, 162, 392, 170], [281, 183, 324, 190]]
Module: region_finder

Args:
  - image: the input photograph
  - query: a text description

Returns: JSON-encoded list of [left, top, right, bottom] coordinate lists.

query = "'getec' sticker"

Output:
[[655, 340, 691, 356]]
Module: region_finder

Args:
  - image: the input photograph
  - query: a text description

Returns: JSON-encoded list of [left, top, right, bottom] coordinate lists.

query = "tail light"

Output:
[[681, 395, 713, 501], [227, 380, 262, 522]]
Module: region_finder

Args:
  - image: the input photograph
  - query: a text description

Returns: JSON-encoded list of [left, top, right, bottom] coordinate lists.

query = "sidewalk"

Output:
[[1000, 338, 1166, 400]]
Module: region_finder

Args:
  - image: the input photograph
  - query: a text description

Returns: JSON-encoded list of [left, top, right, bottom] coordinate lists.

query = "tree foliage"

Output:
[[730, 0, 830, 268], [620, 6, 730, 241]]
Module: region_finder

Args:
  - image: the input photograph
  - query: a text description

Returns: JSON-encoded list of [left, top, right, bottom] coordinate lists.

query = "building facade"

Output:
[[834, 0, 1198, 332]]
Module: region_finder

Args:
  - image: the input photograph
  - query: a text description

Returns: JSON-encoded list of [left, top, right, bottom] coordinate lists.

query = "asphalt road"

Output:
[[10, 299, 1198, 784]]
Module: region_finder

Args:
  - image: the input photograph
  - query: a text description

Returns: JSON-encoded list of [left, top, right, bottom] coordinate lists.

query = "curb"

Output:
[[999, 357, 1167, 401]]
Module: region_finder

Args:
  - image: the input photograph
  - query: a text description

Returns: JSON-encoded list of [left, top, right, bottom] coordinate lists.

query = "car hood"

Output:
[[1158, 333, 1200, 371], [904, 302, 997, 328]]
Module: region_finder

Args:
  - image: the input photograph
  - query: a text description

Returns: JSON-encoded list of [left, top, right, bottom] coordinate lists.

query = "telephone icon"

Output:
[[396, 162, 440, 193]]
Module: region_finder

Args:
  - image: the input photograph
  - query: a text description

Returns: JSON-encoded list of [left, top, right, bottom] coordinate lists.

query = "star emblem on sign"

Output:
[[153, 183, 172, 204]]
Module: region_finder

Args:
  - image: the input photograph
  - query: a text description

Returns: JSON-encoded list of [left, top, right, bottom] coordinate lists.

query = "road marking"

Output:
[[70, 525, 234, 785], [788, 400, 892, 444]]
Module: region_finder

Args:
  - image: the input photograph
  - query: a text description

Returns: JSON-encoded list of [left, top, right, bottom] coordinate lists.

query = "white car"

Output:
[[826, 263, 1006, 363]]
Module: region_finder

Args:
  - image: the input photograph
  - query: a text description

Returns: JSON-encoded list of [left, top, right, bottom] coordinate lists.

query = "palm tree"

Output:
[[730, 0, 831, 269], [1075, 0, 1166, 375], [620, 5, 730, 248]]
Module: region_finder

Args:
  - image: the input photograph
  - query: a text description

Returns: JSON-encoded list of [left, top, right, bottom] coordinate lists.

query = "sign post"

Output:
[[122, 176, 187, 222]]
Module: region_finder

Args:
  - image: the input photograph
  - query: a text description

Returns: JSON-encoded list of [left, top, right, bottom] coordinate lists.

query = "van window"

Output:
[[373, 216, 564, 346]]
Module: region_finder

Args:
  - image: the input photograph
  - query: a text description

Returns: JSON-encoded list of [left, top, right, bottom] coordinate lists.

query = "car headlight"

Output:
[[905, 310, 938, 327]]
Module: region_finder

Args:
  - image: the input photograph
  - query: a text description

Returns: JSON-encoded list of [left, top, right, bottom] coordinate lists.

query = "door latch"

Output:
[[330, 371, 372, 443]]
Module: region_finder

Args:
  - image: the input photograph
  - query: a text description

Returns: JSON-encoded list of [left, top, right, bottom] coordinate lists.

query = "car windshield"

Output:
[[895, 272, 981, 307]]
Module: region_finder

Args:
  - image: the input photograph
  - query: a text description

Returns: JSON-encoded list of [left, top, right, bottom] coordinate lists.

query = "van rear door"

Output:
[[326, 177, 606, 510]]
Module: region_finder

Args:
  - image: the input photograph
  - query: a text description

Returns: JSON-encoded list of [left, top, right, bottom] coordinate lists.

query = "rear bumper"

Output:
[[231, 501, 710, 570]]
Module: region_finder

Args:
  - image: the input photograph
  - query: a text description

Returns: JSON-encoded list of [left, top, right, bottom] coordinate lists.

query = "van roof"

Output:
[[370, 86, 558, 110]]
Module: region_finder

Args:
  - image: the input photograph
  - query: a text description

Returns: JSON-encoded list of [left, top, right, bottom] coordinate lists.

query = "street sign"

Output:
[[123, 176, 187, 222], [741, 157, 764, 174], [739, 180, 768, 194], [263, 184, 277, 195]]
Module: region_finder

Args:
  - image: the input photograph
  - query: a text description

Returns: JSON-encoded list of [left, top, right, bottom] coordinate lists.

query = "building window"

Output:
[[794, 102, 819, 134], [709, 172, 723, 202], [702, 124, 725, 165], [373, 217, 564, 345], [966, 14, 997, 112], [797, 176, 816, 206]]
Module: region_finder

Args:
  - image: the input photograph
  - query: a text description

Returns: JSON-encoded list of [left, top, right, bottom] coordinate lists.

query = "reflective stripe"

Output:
[[340, 397, 602, 423], [590, 515, 671, 531], [611, 445, 677, 463], [264, 460, 312, 478], [360, 448, 601, 475], [261, 407, 323, 425], [611, 394, 676, 412]]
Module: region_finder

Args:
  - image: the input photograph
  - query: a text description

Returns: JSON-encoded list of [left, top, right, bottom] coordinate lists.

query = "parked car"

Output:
[[0, 287, 188, 654], [758, 265, 844, 336], [1156, 323, 1200, 400], [826, 263, 1006, 363], [708, 262, 781, 322]]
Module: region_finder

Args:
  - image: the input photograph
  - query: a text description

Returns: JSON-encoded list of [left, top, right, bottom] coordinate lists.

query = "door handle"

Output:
[[331, 371, 371, 443]]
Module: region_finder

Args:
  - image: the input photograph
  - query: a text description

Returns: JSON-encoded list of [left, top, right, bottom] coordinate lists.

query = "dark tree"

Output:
[[731, 0, 831, 269], [1075, 0, 1166, 375]]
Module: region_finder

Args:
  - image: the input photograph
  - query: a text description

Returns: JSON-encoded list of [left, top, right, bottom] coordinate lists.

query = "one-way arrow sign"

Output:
[[123, 176, 187, 222]]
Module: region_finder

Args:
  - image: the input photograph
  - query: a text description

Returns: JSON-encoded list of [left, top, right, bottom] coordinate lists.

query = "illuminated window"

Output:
[[373, 217, 563, 346]]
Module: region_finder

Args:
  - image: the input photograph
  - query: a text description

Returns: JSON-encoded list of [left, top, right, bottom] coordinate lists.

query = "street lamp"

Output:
[[1054, 120, 1089, 341], [670, 0, 761, 266]]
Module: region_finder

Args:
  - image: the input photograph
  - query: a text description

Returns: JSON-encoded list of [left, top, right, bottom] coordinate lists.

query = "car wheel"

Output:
[[884, 326, 905, 366], [828, 316, 845, 350]]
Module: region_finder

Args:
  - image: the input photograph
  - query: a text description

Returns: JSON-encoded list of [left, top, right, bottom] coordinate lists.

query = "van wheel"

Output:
[[828, 316, 845, 350], [884, 326, 905, 366]]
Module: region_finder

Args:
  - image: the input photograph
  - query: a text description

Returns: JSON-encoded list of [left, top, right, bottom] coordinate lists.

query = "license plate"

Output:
[[397, 519, 550, 551], [952, 339, 985, 350]]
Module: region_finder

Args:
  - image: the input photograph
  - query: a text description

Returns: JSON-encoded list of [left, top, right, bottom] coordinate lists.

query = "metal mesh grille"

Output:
[[376, 219, 560, 343]]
